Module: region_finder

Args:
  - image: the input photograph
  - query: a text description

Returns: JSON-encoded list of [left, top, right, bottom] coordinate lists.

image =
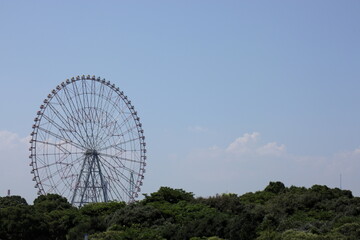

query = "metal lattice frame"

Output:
[[29, 75, 146, 206]]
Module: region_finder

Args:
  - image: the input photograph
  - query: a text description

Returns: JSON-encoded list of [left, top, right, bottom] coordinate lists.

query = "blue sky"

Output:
[[0, 1, 360, 203]]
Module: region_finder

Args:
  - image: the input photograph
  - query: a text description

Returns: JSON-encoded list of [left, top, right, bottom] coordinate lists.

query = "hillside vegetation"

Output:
[[0, 182, 359, 240]]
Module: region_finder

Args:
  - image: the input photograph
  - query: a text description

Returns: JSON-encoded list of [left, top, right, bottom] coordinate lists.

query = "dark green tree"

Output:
[[264, 181, 286, 194], [33, 194, 72, 212], [0, 195, 27, 207], [143, 187, 194, 204]]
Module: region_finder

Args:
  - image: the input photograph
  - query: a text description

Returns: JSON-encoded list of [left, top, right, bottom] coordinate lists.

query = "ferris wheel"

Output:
[[29, 75, 146, 206]]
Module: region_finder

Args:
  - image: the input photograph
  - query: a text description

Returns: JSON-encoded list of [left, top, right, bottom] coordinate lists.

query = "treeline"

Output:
[[0, 182, 360, 240]]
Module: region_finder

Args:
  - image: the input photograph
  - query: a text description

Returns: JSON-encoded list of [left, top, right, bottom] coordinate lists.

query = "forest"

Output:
[[0, 182, 359, 240]]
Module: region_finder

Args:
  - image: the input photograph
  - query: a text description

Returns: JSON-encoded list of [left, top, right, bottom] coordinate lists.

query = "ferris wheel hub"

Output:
[[85, 149, 99, 156]]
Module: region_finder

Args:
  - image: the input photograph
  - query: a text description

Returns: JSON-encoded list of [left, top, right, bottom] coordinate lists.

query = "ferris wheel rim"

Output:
[[29, 75, 146, 205]]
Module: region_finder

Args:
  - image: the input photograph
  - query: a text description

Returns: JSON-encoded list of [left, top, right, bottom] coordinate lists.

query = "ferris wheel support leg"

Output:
[[95, 154, 108, 203], [71, 156, 88, 205], [79, 155, 96, 206]]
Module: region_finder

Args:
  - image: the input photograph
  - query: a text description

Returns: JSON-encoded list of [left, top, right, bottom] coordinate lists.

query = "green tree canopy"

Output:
[[0, 195, 27, 207], [143, 186, 194, 204]]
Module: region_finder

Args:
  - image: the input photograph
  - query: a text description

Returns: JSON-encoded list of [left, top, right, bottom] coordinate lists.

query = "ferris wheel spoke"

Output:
[[96, 110, 133, 147], [105, 155, 140, 175], [119, 124, 138, 137], [98, 142, 126, 152], [58, 181, 73, 198], [109, 114, 137, 143], [86, 108, 97, 146], [46, 173, 67, 194], [92, 109, 108, 147], [44, 103, 88, 148], [41, 182, 56, 193], [38, 155, 83, 181], [62, 85, 93, 145], [96, 121, 118, 148], [36, 127, 86, 150], [117, 112, 135, 129], [41, 113, 75, 139], [99, 152, 142, 164], [99, 137, 141, 152], [36, 160, 71, 170], [81, 80, 96, 144], [60, 156, 87, 187], [97, 166, 124, 200], [90, 80, 97, 108], [98, 155, 134, 184], [93, 83, 106, 136], [98, 159, 132, 201], [46, 102, 78, 135], [97, 114, 134, 149], [88, 107, 106, 148], [85, 81, 101, 147], [33, 140, 72, 154], [53, 93, 79, 130], [36, 152, 70, 157], [35, 152, 84, 157], [97, 87, 116, 138], [62, 174, 79, 181], [76, 107, 95, 146], [72, 81, 93, 146], [53, 90, 90, 147], [105, 176, 129, 201], [100, 85, 115, 119], [38, 170, 60, 193], [98, 155, 141, 199], [37, 163, 70, 181], [102, 126, 139, 148], [44, 163, 82, 195], [102, 176, 124, 201], [110, 92, 131, 116]]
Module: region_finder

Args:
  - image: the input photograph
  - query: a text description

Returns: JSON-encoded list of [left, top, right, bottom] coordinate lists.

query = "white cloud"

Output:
[[257, 142, 286, 156], [351, 147, 360, 156], [226, 132, 260, 154], [0, 130, 36, 202], [171, 132, 360, 198], [0, 131, 28, 150], [225, 132, 285, 157]]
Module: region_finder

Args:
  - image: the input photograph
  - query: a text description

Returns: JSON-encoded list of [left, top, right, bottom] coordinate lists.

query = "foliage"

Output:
[[0, 195, 27, 207], [195, 193, 244, 214], [33, 193, 72, 212], [89, 226, 165, 240], [0, 183, 360, 239], [80, 201, 126, 217], [107, 203, 166, 228], [143, 186, 194, 204], [264, 181, 286, 194], [0, 205, 49, 240], [190, 237, 224, 240]]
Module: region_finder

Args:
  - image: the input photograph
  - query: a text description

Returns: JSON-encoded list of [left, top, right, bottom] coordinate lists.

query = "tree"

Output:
[[107, 203, 166, 228], [0, 205, 48, 240], [333, 222, 360, 239], [281, 230, 321, 240], [0, 195, 27, 207], [80, 201, 126, 217], [89, 226, 165, 240], [143, 187, 194, 204], [195, 193, 244, 214], [33, 194, 72, 212], [264, 182, 286, 194], [33, 194, 78, 240]]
